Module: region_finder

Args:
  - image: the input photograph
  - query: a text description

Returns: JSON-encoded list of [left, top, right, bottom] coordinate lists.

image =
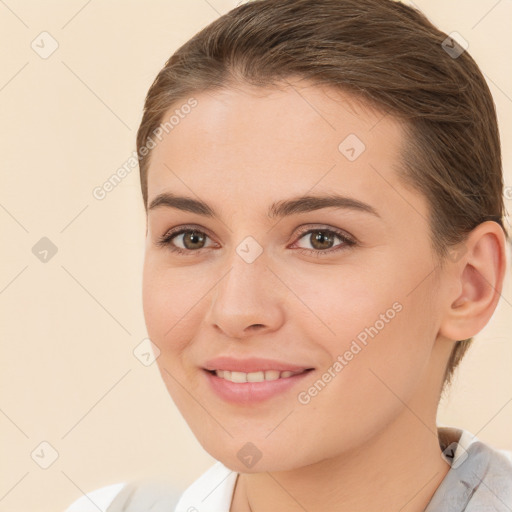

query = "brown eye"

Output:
[[293, 226, 356, 256], [308, 230, 336, 250], [181, 230, 207, 250], [157, 227, 214, 255]]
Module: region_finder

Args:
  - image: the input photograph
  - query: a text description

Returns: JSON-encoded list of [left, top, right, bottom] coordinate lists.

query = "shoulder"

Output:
[[64, 478, 182, 512], [63, 482, 127, 512], [174, 461, 239, 512], [428, 425, 512, 511], [496, 446, 512, 465], [457, 430, 512, 508]]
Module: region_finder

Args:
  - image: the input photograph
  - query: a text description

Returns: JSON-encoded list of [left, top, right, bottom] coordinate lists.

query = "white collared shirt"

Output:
[[64, 426, 512, 511]]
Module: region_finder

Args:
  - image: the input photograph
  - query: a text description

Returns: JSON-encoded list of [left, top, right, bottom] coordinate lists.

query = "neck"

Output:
[[230, 412, 451, 512]]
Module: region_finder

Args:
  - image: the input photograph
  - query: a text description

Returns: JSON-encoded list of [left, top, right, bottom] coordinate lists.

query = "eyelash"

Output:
[[156, 224, 357, 257]]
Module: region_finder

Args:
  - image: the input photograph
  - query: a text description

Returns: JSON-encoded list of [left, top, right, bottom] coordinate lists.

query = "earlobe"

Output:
[[439, 221, 507, 342]]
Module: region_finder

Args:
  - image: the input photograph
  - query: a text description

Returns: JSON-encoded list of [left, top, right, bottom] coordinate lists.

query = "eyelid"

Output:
[[160, 223, 216, 240], [156, 223, 357, 255], [158, 224, 354, 244], [291, 224, 356, 245], [156, 224, 218, 249]]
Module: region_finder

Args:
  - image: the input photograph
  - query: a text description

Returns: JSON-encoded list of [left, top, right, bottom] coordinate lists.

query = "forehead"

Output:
[[146, 81, 412, 221]]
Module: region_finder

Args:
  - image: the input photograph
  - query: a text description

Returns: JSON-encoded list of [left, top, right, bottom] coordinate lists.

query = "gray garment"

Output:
[[423, 427, 512, 511], [173, 427, 512, 511], [101, 426, 512, 511]]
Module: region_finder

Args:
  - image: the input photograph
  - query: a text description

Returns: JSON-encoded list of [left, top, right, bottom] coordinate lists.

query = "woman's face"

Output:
[[142, 81, 452, 472]]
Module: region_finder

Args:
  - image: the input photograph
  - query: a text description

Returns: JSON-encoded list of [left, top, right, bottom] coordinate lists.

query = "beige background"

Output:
[[0, 1, 511, 511]]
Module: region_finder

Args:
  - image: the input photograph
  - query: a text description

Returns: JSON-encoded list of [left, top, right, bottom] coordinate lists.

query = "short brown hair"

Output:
[[136, 0, 508, 393]]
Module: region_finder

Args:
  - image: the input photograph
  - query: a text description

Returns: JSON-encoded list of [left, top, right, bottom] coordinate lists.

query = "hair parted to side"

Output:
[[136, 0, 508, 393]]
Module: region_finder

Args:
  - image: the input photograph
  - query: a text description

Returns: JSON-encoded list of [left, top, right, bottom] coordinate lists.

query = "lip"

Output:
[[203, 368, 314, 404], [202, 356, 314, 373]]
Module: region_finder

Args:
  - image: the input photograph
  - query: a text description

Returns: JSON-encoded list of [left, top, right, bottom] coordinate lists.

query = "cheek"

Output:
[[287, 263, 394, 347], [283, 291, 435, 462], [142, 258, 207, 411], [142, 255, 205, 342], [142, 255, 218, 403], [290, 263, 436, 409]]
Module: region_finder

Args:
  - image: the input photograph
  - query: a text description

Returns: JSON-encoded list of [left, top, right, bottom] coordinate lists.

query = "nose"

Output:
[[204, 252, 286, 339]]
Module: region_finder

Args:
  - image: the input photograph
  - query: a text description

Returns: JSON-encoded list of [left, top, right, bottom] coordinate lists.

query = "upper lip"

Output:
[[202, 356, 314, 373]]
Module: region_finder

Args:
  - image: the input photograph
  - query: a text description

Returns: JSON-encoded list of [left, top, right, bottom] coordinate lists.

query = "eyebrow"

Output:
[[148, 192, 380, 220]]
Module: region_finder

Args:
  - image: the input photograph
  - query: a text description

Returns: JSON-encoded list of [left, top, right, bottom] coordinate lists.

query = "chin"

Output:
[[201, 440, 304, 474]]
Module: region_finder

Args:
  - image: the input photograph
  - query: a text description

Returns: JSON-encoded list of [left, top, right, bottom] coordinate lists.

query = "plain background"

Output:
[[0, 1, 511, 511]]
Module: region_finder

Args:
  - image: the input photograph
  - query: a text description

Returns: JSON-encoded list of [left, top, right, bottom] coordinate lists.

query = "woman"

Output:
[[66, 0, 512, 510]]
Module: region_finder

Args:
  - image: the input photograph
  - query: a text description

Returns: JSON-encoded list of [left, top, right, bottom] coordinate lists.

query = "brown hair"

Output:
[[136, 0, 508, 393]]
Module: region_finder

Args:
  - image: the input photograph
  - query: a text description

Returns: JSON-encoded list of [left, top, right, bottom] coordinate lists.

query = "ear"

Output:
[[438, 221, 508, 341]]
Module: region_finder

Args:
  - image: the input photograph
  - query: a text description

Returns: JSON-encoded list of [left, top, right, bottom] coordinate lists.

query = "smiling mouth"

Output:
[[205, 368, 314, 383]]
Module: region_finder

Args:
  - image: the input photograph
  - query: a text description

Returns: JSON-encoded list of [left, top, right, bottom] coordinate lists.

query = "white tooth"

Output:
[[264, 370, 281, 381], [247, 371, 265, 382], [229, 371, 247, 383], [215, 369, 304, 382]]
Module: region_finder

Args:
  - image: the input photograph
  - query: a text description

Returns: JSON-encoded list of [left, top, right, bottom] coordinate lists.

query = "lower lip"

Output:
[[203, 369, 313, 404]]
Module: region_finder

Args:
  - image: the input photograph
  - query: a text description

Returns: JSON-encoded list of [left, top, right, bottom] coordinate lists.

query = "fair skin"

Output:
[[142, 80, 506, 511]]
